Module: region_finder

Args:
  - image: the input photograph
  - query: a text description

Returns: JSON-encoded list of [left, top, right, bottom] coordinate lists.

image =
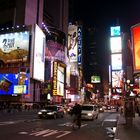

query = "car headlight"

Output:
[[38, 112, 42, 115], [47, 112, 54, 115], [87, 113, 92, 116]]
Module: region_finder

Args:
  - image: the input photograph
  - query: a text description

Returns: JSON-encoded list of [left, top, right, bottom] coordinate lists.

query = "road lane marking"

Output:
[[58, 122, 87, 127], [19, 131, 28, 134], [30, 129, 53, 136], [0, 120, 24, 125], [42, 130, 58, 137], [56, 131, 71, 138]]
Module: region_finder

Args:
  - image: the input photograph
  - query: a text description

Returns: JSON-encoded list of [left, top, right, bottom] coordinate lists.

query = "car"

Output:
[[81, 104, 99, 120], [38, 105, 64, 119]]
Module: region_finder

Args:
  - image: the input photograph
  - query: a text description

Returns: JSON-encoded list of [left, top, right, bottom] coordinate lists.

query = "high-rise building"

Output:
[[83, 27, 104, 98]]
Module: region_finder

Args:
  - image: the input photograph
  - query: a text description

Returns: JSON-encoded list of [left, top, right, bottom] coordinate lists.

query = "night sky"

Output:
[[70, 0, 140, 34]]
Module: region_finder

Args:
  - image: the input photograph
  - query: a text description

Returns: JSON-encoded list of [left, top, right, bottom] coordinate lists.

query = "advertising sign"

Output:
[[77, 26, 82, 65], [110, 37, 122, 53], [57, 64, 64, 96], [0, 73, 29, 95], [111, 54, 122, 70], [0, 31, 29, 63], [53, 61, 58, 96], [46, 40, 65, 62], [33, 25, 45, 82], [110, 26, 121, 36], [68, 25, 78, 62], [112, 70, 123, 88], [91, 75, 101, 83], [131, 24, 140, 71], [52, 61, 65, 96]]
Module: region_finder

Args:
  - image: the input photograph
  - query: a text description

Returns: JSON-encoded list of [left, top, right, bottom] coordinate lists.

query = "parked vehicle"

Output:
[[38, 105, 64, 119], [81, 104, 99, 120]]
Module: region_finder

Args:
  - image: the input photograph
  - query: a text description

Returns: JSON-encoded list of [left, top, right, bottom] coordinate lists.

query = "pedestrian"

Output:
[[71, 102, 82, 129]]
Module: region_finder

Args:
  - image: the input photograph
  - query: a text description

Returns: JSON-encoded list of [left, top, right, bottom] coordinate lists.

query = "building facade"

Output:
[[0, 0, 69, 106]]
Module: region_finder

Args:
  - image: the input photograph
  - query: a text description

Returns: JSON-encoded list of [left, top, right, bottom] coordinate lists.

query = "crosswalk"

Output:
[[1, 120, 87, 138], [29, 129, 72, 138], [19, 129, 72, 138], [18, 122, 87, 138]]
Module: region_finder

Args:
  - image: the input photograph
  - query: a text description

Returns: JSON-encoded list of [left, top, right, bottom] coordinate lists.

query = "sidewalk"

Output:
[[115, 113, 140, 140]]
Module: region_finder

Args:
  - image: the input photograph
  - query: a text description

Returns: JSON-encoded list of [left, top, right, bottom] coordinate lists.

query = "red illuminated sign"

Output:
[[131, 24, 140, 71]]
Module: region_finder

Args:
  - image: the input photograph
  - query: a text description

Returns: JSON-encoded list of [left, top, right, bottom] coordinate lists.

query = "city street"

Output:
[[0, 110, 119, 140]]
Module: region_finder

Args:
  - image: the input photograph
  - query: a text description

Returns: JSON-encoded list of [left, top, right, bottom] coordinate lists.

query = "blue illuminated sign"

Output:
[[0, 73, 29, 95], [110, 26, 121, 36]]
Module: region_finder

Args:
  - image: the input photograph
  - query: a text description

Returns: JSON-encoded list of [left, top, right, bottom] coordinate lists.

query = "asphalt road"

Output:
[[0, 110, 119, 140]]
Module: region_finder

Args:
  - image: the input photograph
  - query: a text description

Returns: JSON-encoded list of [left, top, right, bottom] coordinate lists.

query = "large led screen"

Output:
[[68, 25, 78, 62], [0, 73, 29, 95], [131, 24, 140, 71], [110, 26, 121, 36], [110, 37, 122, 53], [112, 70, 123, 88], [0, 31, 29, 63], [111, 54, 122, 70], [91, 75, 101, 83], [33, 25, 45, 82]]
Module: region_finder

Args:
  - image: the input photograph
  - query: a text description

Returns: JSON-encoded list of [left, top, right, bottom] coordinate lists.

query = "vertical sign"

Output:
[[53, 61, 58, 95], [77, 26, 82, 66]]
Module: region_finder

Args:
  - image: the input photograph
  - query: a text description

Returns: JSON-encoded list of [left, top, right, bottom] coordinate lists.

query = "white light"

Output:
[[87, 113, 92, 116], [38, 112, 42, 115], [130, 91, 135, 96]]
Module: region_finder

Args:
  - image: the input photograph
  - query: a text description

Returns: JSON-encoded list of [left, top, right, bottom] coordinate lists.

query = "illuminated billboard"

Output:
[[52, 61, 65, 96], [46, 40, 65, 62], [91, 75, 101, 83], [0, 31, 30, 63], [68, 25, 78, 62], [110, 37, 122, 53], [112, 70, 123, 88], [111, 54, 122, 70], [0, 73, 29, 95], [33, 25, 45, 82], [110, 26, 121, 36], [131, 24, 140, 71]]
